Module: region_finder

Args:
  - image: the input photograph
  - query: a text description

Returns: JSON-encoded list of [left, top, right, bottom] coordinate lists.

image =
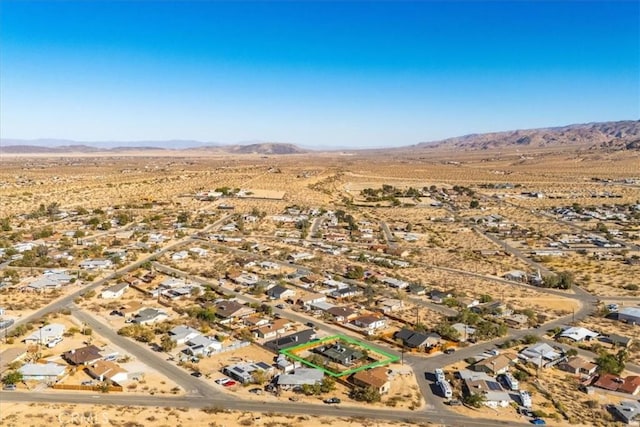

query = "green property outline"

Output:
[[280, 334, 399, 377]]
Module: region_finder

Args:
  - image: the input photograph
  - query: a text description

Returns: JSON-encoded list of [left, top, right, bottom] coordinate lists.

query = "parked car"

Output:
[[191, 371, 202, 378], [323, 397, 341, 404], [249, 388, 263, 395], [276, 304, 285, 309], [289, 396, 299, 402], [446, 399, 462, 406], [81, 380, 94, 386], [443, 348, 456, 355], [530, 419, 546, 425], [3, 384, 17, 391]]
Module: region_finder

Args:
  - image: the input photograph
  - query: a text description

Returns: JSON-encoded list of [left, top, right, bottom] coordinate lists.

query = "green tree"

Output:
[[595, 353, 625, 375], [469, 200, 480, 209], [160, 335, 177, 352], [463, 392, 486, 408], [349, 386, 381, 403], [2, 370, 23, 385]]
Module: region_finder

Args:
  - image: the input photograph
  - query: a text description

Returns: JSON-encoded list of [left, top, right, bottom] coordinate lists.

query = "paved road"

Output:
[[471, 225, 553, 276], [4, 237, 193, 335], [0, 391, 532, 426], [379, 220, 397, 245], [70, 307, 218, 397]]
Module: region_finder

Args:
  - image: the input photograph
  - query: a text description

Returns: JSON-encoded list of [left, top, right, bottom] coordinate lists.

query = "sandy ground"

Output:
[[0, 401, 436, 427]]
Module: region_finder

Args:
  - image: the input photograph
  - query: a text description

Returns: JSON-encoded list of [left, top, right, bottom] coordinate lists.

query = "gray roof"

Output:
[[19, 362, 66, 377], [612, 400, 640, 424], [277, 368, 324, 386]]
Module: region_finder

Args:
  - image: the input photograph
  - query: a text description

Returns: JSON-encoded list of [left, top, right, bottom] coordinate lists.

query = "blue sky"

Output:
[[1, 1, 638, 148]]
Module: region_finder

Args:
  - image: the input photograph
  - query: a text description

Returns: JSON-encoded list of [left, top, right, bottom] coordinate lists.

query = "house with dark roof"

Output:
[[63, 345, 103, 366], [326, 306, 358, 322], [316, 343, 364, 366], [395, 328, 441, 349], [264, 329, 316, 351], [610, 400, 640, 425], [214, 300, 255, 322], [266, 285, 295, 300]]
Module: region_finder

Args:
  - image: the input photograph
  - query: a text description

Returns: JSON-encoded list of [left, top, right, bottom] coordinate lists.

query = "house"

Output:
[[169, 325, 201, 345], [619, 307, 640, 325], [594, 373, 625, 392], [264, 329, 317, 351], [606, 334, 634, 348], [185, 335, 222, 357], [253, 318, 292, 340], [473, 353, 518, 375], [243, 316, 270, 328], [189, 247, 208, 257], [329, 287, 362, 300], [172, 251, 189, 261], [317, 343, 364, 366], [296, 293, 327, 307], [223, 361, 273, 384], [214, 300, 255, 321], [326, 306, 358, 322], [558, 356, 598, 377], [504, 314, 529, 328], [483, 391, 512, 408], [351, 367, 391, 394], [266, 285, 295, 300], [451, 323, 476, 342], [85, 360, 128, 384], [381, 277, 409, 289], [276, 368, 324, 389], [24, 323, 65, 345], [80, 259, 113, 270], [63, 345, 103, 366], [131, 308, 168, 325], [408, 284, 427, 295], [19, 362, 66, 382], [620, 376, 640, 395], [430, 290, 452, 304], [25, 271, 72, 291], [559, 326, 598, 342], [611, 400, 640, 425], [351, 314, 387, 334], [0, 348, 27, 373], [378, 298, 404, 313], [287, 252, 314, 262], [259, 261, 279, 270], [461, 370, 510, 408], [519, 343, 565, 368], [101, 283, 129, 299], [395, 328, 441, 349]]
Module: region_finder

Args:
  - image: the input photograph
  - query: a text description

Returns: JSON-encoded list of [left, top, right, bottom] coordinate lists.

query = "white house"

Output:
[[19, 362, 66, 382], [352, 315, 387, 333], [24, 323, 65, 345], [172, 251, 189, 261], [189, 247, 208, 257], [80, 259, 113, 270], [185, 335, 222, 357], [559, 326, 599, 342], [101, 283, 129, 299], [169, 325, 202, 345]]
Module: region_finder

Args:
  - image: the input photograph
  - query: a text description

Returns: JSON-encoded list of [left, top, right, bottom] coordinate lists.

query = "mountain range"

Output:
[[1, 120, 638, 154]]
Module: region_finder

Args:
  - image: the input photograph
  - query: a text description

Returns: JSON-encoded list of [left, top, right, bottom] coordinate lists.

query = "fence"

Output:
[[53, 384, 123, 392]]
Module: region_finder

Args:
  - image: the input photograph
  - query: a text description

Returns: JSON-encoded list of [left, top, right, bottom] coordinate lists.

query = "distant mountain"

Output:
[[0, 138, 215, 150], [413, 120, 640, 151], [225, 143, 307, 155], [0, 139, 307, 155]]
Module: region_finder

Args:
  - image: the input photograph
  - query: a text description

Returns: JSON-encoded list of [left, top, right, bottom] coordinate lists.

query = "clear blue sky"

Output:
[[1, 1, 638, 148]]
